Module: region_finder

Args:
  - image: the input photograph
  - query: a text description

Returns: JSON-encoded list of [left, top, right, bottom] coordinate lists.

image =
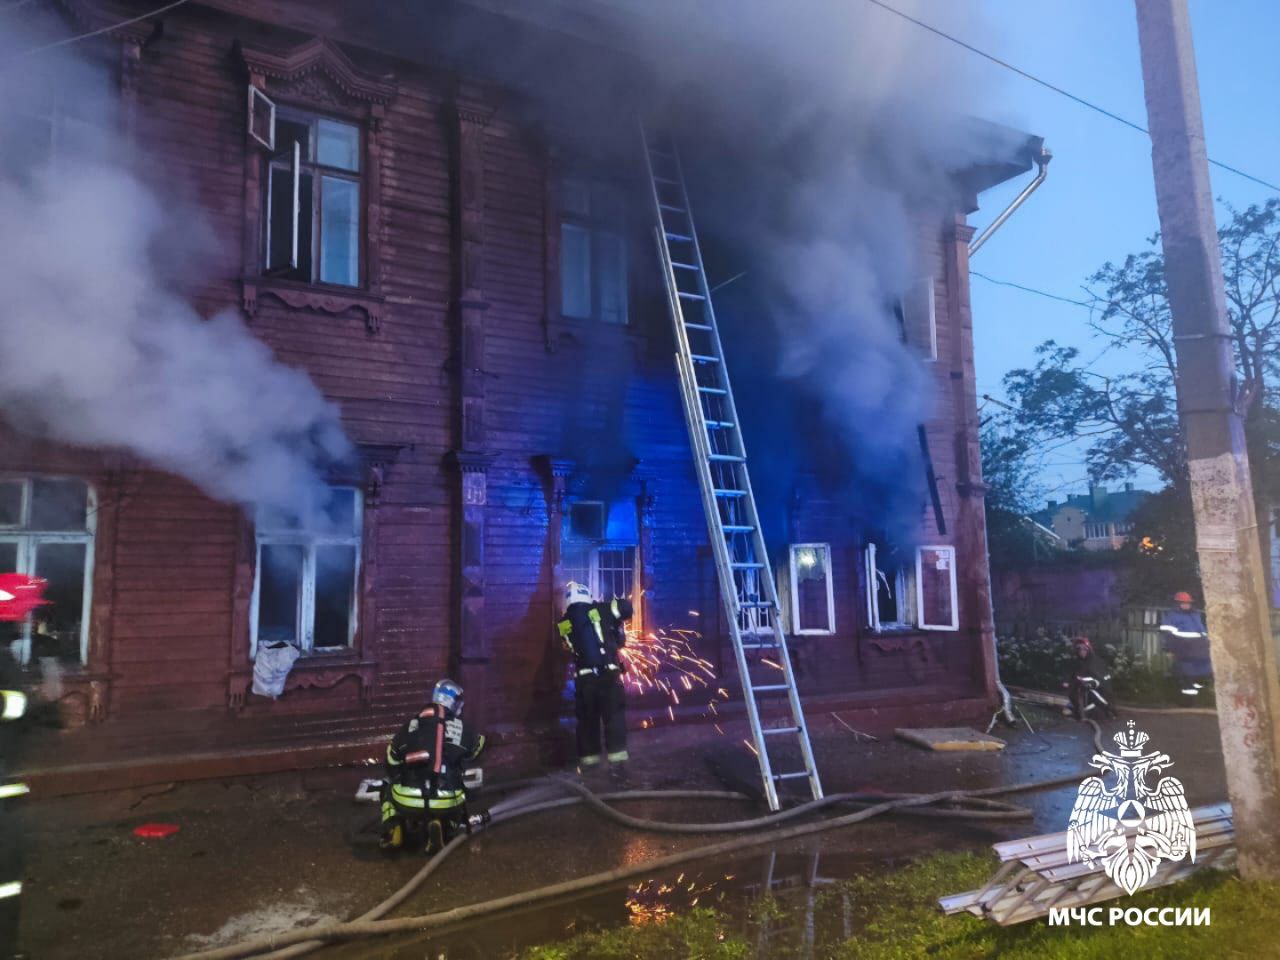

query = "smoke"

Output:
[[0, 20, 350, 525], [627, 0, 1014, 544]]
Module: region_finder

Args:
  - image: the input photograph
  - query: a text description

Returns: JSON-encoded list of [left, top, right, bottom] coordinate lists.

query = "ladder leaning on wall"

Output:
[[641, 126, 823, 811]]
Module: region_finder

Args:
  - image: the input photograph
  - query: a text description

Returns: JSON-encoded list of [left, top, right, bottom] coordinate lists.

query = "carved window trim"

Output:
[[235, 38, 396, 334]]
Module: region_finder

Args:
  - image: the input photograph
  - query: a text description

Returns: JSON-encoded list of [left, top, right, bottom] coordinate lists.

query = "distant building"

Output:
[[1034, 484, 1151, 551]]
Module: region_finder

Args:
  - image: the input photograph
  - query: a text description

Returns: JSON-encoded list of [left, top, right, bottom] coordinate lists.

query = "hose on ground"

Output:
[[171, 767, 1094, 960]]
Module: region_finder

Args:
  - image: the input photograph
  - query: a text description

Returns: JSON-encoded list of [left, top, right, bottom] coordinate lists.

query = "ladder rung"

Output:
[[722, 524, 754, 533], [672, 262, 698, 271], [708, 454, 745, 463], [698, 386, 727, 395], [772, 771, 811, 781], [686, 322, 714, 332], [679, 292, 707, 301], [731, 562, 765, 570], [690, 353, 719, 363], [653, 175, 679, 185], [659, 203, 687, 215], [706, 419, 735, 428], [742, 641, 781, 650], [649, 149, 675, 160], [762, 725, 800, 735], [753, 685, 790, 694], [738, 601, 775, 608], [714, 488, 746, 498], [665, 231, 693, 242]]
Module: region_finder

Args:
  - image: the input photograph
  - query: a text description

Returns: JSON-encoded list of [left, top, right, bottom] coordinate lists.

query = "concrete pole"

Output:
[[1135, 0, 1280, 878]]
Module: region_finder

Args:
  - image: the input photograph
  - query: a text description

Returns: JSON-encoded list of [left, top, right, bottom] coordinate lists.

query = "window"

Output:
[[0, 478, 95, 665], [561, 499, 637, 604], [865, 543, 914, 631], [264, 112, 362, 287], [0, 56, 114, 183], [1084, 522, 1109, 540], [789, 544, 835, 635], [915, 545, 959, 631], [901, 277, 937, 361], [559, 176, 628, 324], [251, 488, 362, 656]]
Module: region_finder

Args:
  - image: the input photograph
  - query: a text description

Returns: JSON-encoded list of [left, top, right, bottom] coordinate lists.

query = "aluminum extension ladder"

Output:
[[641, 126, 823, 810]]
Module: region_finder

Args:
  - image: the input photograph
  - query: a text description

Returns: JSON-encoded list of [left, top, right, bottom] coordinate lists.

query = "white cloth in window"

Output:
[[253, 642, 300, 699]]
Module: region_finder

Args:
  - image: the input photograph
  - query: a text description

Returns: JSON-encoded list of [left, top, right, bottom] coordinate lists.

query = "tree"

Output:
[[1001, 200, 1280, 596], [980, 420, 1057, 568], [1004, 199, 1280, 496]]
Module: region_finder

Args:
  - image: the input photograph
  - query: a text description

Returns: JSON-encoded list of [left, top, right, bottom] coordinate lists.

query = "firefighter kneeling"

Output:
[[380, 678, 486, 855], [558, 582, 634, 769]]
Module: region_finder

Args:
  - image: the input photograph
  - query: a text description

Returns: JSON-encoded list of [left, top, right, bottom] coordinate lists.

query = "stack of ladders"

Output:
[[641, 126, 822, 811]]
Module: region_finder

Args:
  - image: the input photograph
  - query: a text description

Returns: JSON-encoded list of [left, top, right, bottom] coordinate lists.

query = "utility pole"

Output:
[[1135, 0, 1280, 878]]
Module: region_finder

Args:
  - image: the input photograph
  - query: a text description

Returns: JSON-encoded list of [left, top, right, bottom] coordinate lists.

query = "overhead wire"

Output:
[[862, 0, 1280, 194], [6, 0, 189, 61]]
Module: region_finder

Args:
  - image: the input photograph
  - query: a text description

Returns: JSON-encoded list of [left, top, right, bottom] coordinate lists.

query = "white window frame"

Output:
[[903, 276, 937, 361], [562, 541, 637, 602], [263, 109, 363, 287], [788, 543, 835, 636], [0, 477, 96, 665], [915, 544, 959, 632], [250, 489, 363, 658], [864, 542, 914, 632]]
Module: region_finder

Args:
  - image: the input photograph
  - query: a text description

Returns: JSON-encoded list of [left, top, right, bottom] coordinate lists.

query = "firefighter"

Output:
[[1062, 636, 1115, 720], [1160, 591, 1212, 697], [558, 581, 634, 769], [380, 678, 485, 855]]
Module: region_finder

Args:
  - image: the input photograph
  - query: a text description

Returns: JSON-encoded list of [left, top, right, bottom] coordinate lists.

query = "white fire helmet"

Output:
[[563, 581, 592, 610]]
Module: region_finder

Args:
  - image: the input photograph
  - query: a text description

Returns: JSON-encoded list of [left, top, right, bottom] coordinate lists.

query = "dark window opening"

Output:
[[559, 176, 628, 324], [264, 113, 361, 288]]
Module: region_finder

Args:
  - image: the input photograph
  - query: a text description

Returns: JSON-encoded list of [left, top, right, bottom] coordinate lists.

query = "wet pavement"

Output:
[[15, 704, 1227, 959]]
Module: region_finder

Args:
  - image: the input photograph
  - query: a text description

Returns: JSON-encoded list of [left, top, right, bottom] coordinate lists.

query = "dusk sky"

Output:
[[931, 0, 1280, 499]]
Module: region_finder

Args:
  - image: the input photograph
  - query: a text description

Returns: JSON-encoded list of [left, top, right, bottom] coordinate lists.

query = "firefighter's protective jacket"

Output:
[[384, 704, 484, 811], [558, 598, 633, 671]]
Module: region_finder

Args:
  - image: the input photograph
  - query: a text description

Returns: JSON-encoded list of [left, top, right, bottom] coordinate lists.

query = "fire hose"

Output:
[[168, 760, 1098, 960]]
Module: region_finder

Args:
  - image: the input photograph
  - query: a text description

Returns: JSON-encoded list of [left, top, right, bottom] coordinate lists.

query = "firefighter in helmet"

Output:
[[380, 678, 485, 855], [1160, 590, 1212, 697], [1062, 636, 1116, 720], [558, 581, 634, 769]]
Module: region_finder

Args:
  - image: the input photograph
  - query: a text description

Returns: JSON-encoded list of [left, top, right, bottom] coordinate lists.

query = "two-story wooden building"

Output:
[[1, 0, 1040, 788]]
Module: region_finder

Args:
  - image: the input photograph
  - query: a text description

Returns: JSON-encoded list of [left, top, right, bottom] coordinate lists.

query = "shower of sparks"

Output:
[[761, 658, 783, 672], [744, 739, 759, 757], [617, 626, 718, 726]]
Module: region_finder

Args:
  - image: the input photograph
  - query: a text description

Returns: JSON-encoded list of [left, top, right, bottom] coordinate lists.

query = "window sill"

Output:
[[228, 655, 377, 710], [242, 277, 385, 334]]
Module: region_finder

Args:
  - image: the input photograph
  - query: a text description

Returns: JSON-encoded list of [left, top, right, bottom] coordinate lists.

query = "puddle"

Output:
[[324, 840, 947, 959]]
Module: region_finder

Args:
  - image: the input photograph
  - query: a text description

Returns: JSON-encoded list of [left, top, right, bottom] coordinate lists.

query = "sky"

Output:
[[919, 0, 1280, 503]]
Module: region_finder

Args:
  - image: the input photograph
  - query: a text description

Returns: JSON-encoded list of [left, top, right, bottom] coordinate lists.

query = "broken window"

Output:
[[900, 277, 938, 361], [263, 111, 362, 287], [864, 542, 915, 632], [559, 176, 628, 324], [789, 543, 835, 635], [561, 499, 638, 621], [252, 487, 362, 656], [0, 477, 95, 665], [915, 545, 959, 631]]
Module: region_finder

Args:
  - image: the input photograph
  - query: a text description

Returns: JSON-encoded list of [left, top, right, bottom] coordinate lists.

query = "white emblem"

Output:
[[1067, 720, 1196, 895]]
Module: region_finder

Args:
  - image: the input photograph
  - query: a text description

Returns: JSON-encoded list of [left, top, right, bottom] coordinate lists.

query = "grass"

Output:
[[520, 852, 1277, 959]]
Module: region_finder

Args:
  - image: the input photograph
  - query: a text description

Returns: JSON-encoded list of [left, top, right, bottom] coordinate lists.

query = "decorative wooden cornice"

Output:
[[448, 450, 499, 474], [235, 36, 397, 106], [241, 278, 385, 334]]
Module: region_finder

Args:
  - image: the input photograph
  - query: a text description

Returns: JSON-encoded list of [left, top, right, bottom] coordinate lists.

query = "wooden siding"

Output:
[[3, 0, 998, 770]]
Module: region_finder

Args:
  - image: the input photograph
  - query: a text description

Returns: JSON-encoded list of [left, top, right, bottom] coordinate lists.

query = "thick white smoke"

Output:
[[0, 21, 350, 525]]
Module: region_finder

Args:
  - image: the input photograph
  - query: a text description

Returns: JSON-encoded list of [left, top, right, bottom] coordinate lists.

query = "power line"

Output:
[[8, 0, 189, 60], [971, 271, 1093, 309], [863, 0, 1280, 194]]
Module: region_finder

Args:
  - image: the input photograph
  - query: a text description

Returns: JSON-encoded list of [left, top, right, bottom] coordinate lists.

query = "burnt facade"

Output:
[[3, 0, 1028, 784]]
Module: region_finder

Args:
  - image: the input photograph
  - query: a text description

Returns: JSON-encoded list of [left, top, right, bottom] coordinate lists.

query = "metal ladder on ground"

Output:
[[641, 126, 823, 811]]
